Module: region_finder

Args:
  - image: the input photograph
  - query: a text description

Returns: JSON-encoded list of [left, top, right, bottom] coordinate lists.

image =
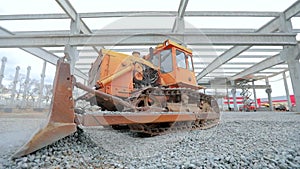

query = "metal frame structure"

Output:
[[0, 0, 299, 111]]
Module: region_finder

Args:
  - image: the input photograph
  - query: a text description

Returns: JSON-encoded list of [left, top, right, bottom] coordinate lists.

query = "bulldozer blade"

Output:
[[12, 59, 77, 158]]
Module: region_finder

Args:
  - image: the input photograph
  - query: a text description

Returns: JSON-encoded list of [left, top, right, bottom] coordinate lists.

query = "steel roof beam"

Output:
[[196, 0, 300, 80], [11, 28, 258, 35], [0, 33, 296, 47], [209, 71, 279, 74], [56, 0, 91, 34], [194, 62, 259, 65], [76, 55, 273, 60], [75, 61, 259, 65], [196, 19, 280, 80], [0, 11, 286, 21], [234, 55, 272, 58], [284, 0, 300, 19], [230, 54, 285, 80], [56, 0, 100, 53], [197, 66, 285, 70], [14, 27, 300, 36], [172, 0, 189, 33], [0, 27, 88, 80], [178, 0, 189, 18], [48, 48, 282, 54], [200, 84, 271, 89], [0, 14, 69, 20]]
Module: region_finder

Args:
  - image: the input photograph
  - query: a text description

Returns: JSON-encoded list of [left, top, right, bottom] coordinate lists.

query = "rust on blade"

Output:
[[13, 59, 77, 158]]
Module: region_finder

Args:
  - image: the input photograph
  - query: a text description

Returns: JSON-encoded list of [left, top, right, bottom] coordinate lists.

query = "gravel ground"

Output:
[[1, 111, 300, 169], [0, 112, 46, 158]]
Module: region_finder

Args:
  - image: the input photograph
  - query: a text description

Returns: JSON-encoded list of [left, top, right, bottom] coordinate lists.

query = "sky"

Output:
[[0, 0, 298, 100]]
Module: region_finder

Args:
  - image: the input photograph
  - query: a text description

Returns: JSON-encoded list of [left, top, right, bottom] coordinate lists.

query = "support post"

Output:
[[226, 88, 231, 111], [0, 57, 7, 88], [265, 77, 273, 111], [287, 59, 300, 112], [231, 81, 238, 111], [282, 72, 292, 111], [64, 45, 78, 75], [279, 13, 300, 112], [37, 61, 46, 109], [252, 81, 258, 109], [172, 0, 188, 33], [64, 14, 80, 75], [22, 66, 31, 108]]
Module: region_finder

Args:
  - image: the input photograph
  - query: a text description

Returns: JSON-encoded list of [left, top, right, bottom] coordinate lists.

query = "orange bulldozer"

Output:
[[13, 40, 220, 158]]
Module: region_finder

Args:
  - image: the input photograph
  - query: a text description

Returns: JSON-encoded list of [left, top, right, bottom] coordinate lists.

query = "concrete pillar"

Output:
[[22, 66, 31, 108], [252, 81, 258, 108], [66, 15, 80, 75], [278, 14, 300, 112], [283, 72, 292, 111], [70, 14, 81, 35], [231, 81, 238, 111], [0, 57, 7, 88], [265, 77, 273, 111], [287, 59, 300, 112], [64, 45, 79, 75], [10, 66, 20, 106], [226, 88, 231, 111], [37, 61, 46, 108], [172, 17, 185, 33]]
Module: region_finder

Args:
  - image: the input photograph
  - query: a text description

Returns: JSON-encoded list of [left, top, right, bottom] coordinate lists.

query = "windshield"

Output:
[[176, 50, 186, 69], [160, 49, 172, 73]]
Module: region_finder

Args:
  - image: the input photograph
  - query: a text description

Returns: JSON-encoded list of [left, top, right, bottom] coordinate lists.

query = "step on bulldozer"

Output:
[[13, 40, 220, 158]]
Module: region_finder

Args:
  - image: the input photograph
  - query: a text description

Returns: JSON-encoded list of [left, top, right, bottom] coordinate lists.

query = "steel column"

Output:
[[279, 12, 300, 112], [172, 0, 189, 33], [287, 59, 300, 112], [252, 81, 258, 109], [282, 72, 292, 111], [64, 45, 79, 75], [265, 78, 273, 111], [230, 81, 238, 111], [226, 88, 231, 111]]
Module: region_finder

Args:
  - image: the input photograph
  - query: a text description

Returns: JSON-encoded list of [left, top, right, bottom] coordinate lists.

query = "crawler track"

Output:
[[75, 86, 220, 136], [126, 87, 220, 136], [128, 119, 219, 136]]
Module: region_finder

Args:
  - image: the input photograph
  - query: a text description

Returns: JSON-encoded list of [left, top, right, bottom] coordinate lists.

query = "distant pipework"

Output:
[[10, 66, 20, 107], [0, 57, 7, 88]]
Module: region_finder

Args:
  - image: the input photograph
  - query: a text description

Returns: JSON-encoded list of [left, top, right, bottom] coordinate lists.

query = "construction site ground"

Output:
[[0, 111, 299, 168]]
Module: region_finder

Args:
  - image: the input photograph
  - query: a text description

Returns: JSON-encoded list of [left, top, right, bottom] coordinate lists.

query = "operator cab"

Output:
[[147, 40, 198, 89]]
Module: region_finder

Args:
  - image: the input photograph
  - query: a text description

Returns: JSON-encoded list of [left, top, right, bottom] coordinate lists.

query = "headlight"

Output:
[[165, 41, 169, 46]]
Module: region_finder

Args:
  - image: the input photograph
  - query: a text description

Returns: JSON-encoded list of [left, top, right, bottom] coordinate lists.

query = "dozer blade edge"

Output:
[[12, 59, 77, 158]]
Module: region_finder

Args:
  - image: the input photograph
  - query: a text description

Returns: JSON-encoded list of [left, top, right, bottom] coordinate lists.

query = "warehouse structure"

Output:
[[0, 0, 299, 112]]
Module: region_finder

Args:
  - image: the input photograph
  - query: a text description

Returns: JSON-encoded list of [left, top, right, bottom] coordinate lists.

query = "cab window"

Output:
[[176, 50, 186, 69], [187, 55, 194, 71], [160, 49, 172, 73]]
